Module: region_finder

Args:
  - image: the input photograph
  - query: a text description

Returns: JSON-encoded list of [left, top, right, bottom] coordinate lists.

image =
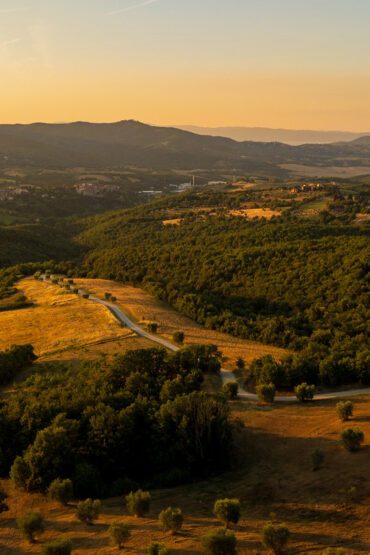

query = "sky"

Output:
[[1, 0, 370, 130]]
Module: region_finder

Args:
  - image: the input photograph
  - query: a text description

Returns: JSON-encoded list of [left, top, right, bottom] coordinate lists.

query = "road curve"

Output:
[[41, 276, 370, 403]]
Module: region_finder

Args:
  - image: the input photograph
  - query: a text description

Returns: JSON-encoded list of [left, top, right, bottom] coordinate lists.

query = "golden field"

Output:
[[1, 394, 370, 553], [75, 279, 288, 367], [228, 208, 282, 220]]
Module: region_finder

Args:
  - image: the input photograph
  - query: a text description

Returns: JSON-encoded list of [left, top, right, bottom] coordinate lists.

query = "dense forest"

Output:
[[2, 345, 232, 496], [79, 202, 369, 387]]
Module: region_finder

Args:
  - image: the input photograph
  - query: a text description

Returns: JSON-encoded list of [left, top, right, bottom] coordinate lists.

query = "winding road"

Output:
[[43, 276, 370, 403]]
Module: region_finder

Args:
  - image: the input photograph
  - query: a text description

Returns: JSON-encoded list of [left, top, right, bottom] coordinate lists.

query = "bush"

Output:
[[295, 383, 315, 402], [104, 292, 112, 300], [256, 382, 276, 404], [48, 479, 74, 506], [10, 455, 31, 489], [236, 357, 245, 370], [109, 522, 131, 548], [213, 498, 241, 528], [336, 401, 353, 422], [17, 511, 44, 543], [159, 506, 184, 534], [42, 538, 73, 555], [311, 448, 325, 471], [173, 331, 185, 344], [222, 381, 238, 400], [147, 542, 169, 555], [0, 486, 8, 513], [201, 527, 237, 555], [76, 499, 101, 525], [126, 490, 151, 517], [340, 428, 364, 452], [148, 322, 158, 333], [262, 522, 290, 554]]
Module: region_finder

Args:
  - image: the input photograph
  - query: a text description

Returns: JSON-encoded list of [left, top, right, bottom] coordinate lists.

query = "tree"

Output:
[[17, 511, 44, 543], [10, 456, 31, 490], [76, 499, 101, 525], [201, 528, 237, 555], [336, 401, 353, 422], [213, 498, 241, 528], [222, 381, 238, 400], [173, 331, 185, 344], [256, 383, 276, 404], [109, 522, 131, 549], [159, 506, 184, 534], [262, 522, 290, 554], [295, 383, 315, 402], [104, 292, 112, 300], [42, 538, 73, 555], [148, 322, 158, 333], [48, 479, 74, 506], [236, 357, 245, 370], [340, 428, 364, 452], [0, 486, 8, 513], [147, 543, 169, 555], [125, 490, 151, 517], [311, 448, 325, 471]]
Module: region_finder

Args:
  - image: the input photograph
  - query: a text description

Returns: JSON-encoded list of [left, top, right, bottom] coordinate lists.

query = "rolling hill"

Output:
[[1, 120, 370, 172]]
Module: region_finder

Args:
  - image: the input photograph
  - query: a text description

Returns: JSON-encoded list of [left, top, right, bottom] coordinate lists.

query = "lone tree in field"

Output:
[[42, 538, 73, 555], [256, 382, 276, 404], [147, 542, 169, 555], [76, 499, 101, 525], [17, 511, 44, 543], [125, 490, 151, 517], [173, 331, 185, 344], [201, 528, 237, 555], [109, 522, 131, 549], [311, 448, 325, 471], [262, 522, 290, 555], [236, 357, 245, 370], [104, 292, 112, 301], [222, 381, 238, 400], [148, 322, 158, 333], [213, 498, 241, 528], [159, 507, 184, 535], [340, 428, 364, 452], [336, 401, 353, 422], [48, 478, 74, 506], [295, 383, 315, 402], [0, 486, 9, 513]]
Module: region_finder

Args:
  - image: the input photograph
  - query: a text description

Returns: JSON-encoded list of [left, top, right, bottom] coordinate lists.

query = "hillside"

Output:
[[2, 120, 370, 172]]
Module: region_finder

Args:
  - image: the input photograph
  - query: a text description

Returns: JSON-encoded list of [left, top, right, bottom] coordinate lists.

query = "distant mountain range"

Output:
[[1, 120, 370, 174], [179, 125, 369, 146]]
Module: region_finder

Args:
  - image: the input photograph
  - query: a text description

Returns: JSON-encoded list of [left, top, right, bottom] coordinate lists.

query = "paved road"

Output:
[[42, 276, 370, 403]]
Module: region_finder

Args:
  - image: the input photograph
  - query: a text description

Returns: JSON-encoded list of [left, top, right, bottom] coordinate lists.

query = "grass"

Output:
[[0, 278, 133, 360], [1, 393, 370, 553], [228, 208, 282, 220], [75, 279, 288, 368]]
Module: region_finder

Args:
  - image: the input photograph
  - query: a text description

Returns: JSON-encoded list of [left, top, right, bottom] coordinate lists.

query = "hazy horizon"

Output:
[[1, 0, 370, 130]]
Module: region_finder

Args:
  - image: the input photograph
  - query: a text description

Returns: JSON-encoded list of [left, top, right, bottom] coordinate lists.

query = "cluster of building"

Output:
[[74, 182, 120, 197], [0, 185, 30, 201]]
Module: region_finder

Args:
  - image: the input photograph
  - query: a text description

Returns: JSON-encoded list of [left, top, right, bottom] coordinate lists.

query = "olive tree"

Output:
[[256, 383, 276, 404], [213, 498, 241, 528], [262, 522, 290, 554], [17, 511, 44, 543], [48, 479, 74, 506], [340, 428, 364, 452], [336, 401, 353, 422], [109, 522, 131, 549], [201, 528, 237, 555], [295, 383, 315, 402], [125, 490, 151, 517], [76, 499, 101, 525], [159, 507, 184, 534]]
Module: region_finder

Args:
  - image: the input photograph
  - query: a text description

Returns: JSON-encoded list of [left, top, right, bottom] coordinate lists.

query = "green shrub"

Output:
[[222, 381, 238, 400], [336, 401, 353, 422], [76, 499, 101, 525], [109, 522, 131, 548], [295, 383, 315, 402], [159, 506, 184, 534], [340, 428, 364, 452], [147, 542, 169, 555], [48, 479, 74, 506], [311, 448, 325, 471], [201, 527, 237, 555], [262, 522, 290, 554], [173, 331, 185, 344], [42, 538, 73, 555], [256, 382, 276, 404], [213, 498, 241, 528], [17, 511, 44, 543], [125, 489, 151, 517]]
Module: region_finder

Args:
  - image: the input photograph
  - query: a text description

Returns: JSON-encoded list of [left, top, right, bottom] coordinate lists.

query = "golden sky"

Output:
[[1, 0, 370, 131]]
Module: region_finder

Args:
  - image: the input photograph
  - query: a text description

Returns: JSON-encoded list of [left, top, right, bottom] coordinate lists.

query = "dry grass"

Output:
[[2, 394, 370, 553], [162, 218, 182, 226], [229, 208, 282, 220], [0, 278, 131, 360], [75, 279, 287, 367], [281, 163, 370, 178], [355, 212, 370, 223]]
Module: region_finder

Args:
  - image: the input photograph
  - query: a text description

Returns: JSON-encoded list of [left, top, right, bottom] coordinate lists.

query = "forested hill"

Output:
[[79, 199, 370, 387], [2, 120, 370, 170]]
